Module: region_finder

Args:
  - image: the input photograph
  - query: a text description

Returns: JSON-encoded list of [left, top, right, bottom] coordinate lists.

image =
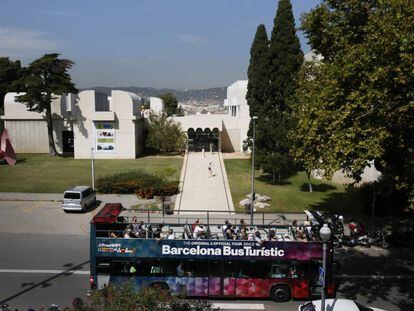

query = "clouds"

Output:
[[0, 28, 60, 57]]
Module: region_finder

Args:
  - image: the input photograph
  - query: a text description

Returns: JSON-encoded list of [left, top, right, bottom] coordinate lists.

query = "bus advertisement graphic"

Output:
[[96, 239, 323, 260]]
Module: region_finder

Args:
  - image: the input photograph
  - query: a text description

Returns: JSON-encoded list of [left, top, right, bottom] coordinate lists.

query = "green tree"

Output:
[[257, 0, 303, 183], [296, 0, 414, 213], [15, 53, 77, 156], [0, 57, 23, 132], [159, 92, 183, 116], [146, 112, 186, 154], [245, 25, 270, 151]]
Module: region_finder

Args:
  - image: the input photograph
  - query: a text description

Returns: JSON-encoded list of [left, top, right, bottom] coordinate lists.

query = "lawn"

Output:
[[0, 154, 183, 193], [224, 159, 364, 214]]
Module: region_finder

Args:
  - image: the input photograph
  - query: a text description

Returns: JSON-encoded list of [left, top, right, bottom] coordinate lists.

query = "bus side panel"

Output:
[[208, 277, 221, 296], [223, 277, 236, 296], [186, 277, 209, 297], [291, 279, 310, 299], [235, 278, 270, 298]]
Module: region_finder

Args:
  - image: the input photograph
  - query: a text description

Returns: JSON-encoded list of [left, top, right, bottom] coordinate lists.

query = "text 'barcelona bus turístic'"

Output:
[[89, 204, 337, 302]]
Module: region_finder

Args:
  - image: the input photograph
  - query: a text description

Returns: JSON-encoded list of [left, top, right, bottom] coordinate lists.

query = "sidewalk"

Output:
[[0, 192, 149, 208], [176, 151, 234, 214]]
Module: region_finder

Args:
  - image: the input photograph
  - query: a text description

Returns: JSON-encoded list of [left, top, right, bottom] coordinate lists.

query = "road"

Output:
[[0, 200, 413, 310]]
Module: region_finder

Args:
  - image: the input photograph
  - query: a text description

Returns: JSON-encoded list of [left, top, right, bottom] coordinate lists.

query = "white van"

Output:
[[62, 186, 96, 212]]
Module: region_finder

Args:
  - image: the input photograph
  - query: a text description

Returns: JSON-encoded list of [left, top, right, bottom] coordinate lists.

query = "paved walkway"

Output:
[[175, 151, 234, 214]]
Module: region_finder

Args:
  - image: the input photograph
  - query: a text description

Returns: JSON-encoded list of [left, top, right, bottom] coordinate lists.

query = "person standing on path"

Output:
[[208, 161, 214, 177]]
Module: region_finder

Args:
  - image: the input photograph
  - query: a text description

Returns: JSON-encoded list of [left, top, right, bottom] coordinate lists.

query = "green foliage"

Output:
[[146, 112, 186, 154], [295, 0, 414, 213], [246, 25, 270, 147], [159, 92, 183, 116], [15, 53, 77, 156], [0, 56, 23, 132], [85, 282, 217, 311], [249, 0, 303, 184], [0, 56, 22, 108]]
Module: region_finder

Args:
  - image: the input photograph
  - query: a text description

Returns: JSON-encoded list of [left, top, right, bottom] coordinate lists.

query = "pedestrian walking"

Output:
[[208, 161, 214, 177]]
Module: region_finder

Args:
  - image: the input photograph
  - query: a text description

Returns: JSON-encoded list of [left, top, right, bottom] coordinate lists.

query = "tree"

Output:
[[159, 92, 183, 116], [295, 0, 414, 213], [146, 112, 186, 154], [0, 57, 23, 132], [15, 53, 77, 156], [256, 0, 303, 183], [245, 25, 271, 151]]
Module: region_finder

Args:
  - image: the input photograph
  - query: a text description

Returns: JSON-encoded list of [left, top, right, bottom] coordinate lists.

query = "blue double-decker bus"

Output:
[[90, 204, 336, 302]]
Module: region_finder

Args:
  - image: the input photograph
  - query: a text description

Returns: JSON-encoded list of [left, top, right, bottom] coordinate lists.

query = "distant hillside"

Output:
[[83, 86, 227, 103]]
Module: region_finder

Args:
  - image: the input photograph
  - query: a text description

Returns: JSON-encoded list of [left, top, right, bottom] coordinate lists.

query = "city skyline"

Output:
[[0, 0, 321, 89]]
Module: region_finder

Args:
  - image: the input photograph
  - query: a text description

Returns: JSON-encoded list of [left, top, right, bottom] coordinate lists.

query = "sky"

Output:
[[0, 0, 321, 89]]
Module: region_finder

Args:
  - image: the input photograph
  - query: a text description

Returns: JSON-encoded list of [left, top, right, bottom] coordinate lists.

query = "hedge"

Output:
[[97, 170, 179, 198]]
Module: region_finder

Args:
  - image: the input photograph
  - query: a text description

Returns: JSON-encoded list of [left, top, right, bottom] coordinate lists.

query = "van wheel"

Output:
[[270, 284, 291, 302]]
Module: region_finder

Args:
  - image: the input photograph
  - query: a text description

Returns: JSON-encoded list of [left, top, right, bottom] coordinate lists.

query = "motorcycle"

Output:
[[342, 219, 370, 248], [368, 229, 390, 249]]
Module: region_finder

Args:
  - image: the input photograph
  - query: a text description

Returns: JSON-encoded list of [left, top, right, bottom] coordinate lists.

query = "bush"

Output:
[[136, 182, 179, 199], [97, 170, 180, 199], [84, 282, 218, 311], [97, 171, 166, 194]]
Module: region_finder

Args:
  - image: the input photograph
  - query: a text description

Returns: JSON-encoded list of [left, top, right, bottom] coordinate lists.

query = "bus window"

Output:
[[209, 260, 221, 277], [222, 261, 235, 277], [186, 261, 209, 277], [237, 261, 266, 278], [270, 263, 289, 278]]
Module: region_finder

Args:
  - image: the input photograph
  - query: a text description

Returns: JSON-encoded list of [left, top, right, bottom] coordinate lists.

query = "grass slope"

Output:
[[225, 159, 364, 214], [0, 154, 183, 193]]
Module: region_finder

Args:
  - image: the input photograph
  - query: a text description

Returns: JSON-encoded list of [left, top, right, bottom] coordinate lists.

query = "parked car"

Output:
[[299, 299, 386, 311], [62, 186, 96, 212]]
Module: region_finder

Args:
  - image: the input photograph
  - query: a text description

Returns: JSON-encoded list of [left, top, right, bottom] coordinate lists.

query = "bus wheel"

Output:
[[270, 284, 291, 302]]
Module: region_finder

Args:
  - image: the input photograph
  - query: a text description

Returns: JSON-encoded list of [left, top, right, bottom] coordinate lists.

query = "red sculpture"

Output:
[[0, 129, 17, 165]]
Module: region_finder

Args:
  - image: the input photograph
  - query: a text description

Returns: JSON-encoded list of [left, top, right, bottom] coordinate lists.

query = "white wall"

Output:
[[150, 97, 164, 114]]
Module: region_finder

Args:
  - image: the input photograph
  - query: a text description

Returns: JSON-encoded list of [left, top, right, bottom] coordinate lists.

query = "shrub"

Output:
[[97, 170, 166, 194], [157, 181, 180, 196]]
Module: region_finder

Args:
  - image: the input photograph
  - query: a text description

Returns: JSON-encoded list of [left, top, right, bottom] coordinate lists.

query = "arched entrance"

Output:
[[187, 127, 219, 152]]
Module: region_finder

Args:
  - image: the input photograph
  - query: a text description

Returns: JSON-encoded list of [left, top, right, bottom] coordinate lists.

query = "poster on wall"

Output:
[[95, 122, 115, 153]]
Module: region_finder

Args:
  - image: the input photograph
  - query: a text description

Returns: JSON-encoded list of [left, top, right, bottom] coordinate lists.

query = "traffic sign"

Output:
[[319, 266, 325, 287]]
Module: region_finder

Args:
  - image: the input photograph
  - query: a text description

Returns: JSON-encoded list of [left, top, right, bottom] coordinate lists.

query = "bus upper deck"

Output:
[[91, 203, 327, 244]]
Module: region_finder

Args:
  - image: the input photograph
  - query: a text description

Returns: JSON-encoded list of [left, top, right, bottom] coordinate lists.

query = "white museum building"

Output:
[[1, 80, 251, 159]]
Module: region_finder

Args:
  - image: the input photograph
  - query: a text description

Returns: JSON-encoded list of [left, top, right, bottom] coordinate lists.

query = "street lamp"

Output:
[[319, 223, 331, 311], [91, 147, 95, 190], [250, 116, 258, 226]]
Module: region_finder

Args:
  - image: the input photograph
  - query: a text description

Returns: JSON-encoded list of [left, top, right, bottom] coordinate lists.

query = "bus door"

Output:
[[208, 260, 235, 297]]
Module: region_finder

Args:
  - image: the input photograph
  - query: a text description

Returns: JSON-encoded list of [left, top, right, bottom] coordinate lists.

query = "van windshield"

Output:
[[64, 192, 81, 199]]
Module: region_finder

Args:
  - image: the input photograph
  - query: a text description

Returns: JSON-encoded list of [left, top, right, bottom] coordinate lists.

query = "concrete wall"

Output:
[[2, 92, 73, 153], [73, 90, 143, 159]]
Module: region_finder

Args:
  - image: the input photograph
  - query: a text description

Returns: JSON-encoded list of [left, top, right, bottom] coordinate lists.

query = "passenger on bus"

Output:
[[236, 219, 247, 233], [268, 229, 277, 241], [166, 229, 175, 240], [177, 262, 185, 276], [239, 228, 248, 240], [225, 228, 236, 240], [124, 228, 134, 238], [222, 219, 232, 234], [108, 231, 118, 238], [193, 224, 205, 239], [153, 224, 163, 240], [255, 231, 265, 245], [296, 230, 308, 243], [192, 219, 200, 232]]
